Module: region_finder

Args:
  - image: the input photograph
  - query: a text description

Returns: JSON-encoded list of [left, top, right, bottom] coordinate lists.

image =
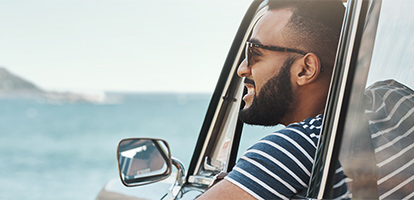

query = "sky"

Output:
[[0, 0, 252, 93]]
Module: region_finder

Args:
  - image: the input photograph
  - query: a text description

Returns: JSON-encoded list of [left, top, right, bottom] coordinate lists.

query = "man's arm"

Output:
[[197, 179, 256, 199]]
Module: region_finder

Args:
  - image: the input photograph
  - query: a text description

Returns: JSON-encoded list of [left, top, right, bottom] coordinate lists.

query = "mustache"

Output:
[[244, 78, 255, 86]]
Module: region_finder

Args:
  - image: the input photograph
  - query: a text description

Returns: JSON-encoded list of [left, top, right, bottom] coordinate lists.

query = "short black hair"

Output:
[[267, 0, 345, 71]]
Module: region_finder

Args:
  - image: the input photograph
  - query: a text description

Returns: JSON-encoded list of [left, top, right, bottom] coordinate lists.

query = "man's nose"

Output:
[[237, 59, 251, 77]]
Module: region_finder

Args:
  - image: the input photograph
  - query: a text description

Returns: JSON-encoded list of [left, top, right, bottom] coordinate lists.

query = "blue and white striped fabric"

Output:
[[226, 114, 349, 199], [365, 79, 414, 200]]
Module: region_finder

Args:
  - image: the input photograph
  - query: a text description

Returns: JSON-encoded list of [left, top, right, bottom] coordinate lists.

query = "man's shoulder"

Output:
[[291, 113, 323, 131], [226, 116, 326, 199], [263, 114, 323, 146], [283, 114, 323, 134]]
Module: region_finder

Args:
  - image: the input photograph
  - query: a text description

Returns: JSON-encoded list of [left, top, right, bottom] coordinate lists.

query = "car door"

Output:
[[308, 0, 414, 199]]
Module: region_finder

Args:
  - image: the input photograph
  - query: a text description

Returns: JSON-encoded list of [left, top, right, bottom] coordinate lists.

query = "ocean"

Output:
[[0, 93, 273, 200]]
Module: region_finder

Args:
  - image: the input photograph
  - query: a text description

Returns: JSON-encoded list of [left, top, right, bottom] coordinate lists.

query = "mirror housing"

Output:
[[117, 138, 172, 187]]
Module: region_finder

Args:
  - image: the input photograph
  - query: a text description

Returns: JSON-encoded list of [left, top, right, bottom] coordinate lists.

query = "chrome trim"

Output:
[[188, 175, 215, 186], [172, 157, 186, 186], [168, 157, 187, 199]]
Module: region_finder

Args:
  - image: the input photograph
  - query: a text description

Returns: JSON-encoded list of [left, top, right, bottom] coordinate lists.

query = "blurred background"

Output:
[[0, 0, 274, 199]]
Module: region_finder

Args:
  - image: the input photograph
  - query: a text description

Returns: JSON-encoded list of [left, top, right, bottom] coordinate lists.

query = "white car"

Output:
[[97, 0, 414, 199]]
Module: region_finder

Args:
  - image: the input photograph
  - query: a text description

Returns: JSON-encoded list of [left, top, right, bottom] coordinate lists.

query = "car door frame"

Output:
[[307, 0, 383, 199], [184, 0, 267, 187], [174, 0, 385, 197]]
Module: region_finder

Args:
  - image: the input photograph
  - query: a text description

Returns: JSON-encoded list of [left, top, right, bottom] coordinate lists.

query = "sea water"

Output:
[[0, 93, 274, 200]]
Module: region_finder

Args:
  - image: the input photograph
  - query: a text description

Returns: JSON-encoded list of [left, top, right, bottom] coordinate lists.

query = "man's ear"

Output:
[[294, 53, 321, 86]]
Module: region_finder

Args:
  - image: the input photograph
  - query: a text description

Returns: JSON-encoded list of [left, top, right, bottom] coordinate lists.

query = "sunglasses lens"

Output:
[[245, 43, 251, 66]]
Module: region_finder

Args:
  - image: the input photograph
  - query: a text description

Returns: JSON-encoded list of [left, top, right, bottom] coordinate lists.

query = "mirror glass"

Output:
[[117, 138, 172, 186]]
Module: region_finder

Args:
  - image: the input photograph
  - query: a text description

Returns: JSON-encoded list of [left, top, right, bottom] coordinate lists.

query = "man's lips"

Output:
[[244, 78, 255, 86], [243, 78, 255, 101]]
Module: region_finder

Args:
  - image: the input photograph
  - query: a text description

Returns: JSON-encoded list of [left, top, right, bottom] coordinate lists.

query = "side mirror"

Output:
[[117, 138, 172, 187]]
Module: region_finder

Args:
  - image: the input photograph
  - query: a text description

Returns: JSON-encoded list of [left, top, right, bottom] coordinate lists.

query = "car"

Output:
[[97, 0, 414, 199]]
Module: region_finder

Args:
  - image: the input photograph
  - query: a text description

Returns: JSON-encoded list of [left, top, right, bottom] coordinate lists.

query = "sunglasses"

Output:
[[245, 41, 308, 66]]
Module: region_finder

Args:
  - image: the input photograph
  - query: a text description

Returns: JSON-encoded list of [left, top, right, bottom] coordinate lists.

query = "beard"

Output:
[[239, 57, 295, 126]]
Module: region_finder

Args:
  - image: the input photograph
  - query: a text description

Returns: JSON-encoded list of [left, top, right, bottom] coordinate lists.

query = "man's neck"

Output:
[[281, 87, 327, 125]]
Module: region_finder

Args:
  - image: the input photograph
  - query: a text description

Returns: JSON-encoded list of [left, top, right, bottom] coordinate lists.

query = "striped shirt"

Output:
[[225, 114, 349, 199], [365, 80, 414, 200]]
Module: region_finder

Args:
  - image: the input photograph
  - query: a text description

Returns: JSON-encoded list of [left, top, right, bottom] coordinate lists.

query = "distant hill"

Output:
[[0, 67, 115, 103], [0, 67, 44, 95]]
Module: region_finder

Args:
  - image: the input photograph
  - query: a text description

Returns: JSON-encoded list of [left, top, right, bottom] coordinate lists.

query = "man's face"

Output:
[[238, 9, 298, 126], [239, 57, 295, 126]]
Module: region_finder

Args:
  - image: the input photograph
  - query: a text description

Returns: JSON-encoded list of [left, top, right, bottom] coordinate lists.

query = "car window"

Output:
[[338, 0, 414, 199]]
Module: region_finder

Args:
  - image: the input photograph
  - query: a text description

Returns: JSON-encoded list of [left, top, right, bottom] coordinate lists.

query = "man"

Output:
[[198, 0, 348, 199]]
